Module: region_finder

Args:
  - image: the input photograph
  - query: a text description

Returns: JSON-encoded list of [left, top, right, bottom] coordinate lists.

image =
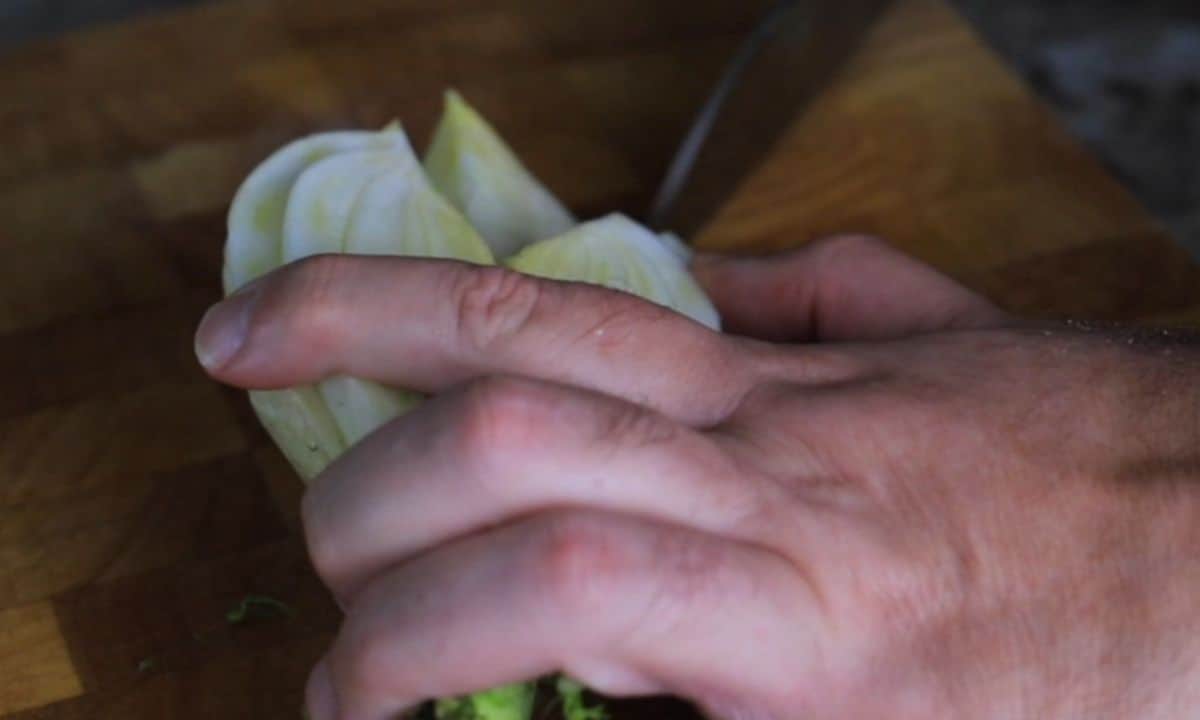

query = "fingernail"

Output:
[[306, 657, 339, 720], [194, 286, 258, 371]]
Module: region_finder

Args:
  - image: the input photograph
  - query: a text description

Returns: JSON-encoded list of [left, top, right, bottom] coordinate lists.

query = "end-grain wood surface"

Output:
[[2, 0, 1198, 718]]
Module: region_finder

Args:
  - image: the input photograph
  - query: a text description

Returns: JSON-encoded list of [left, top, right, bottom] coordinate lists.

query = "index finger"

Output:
[[197, 254, 758, 425]]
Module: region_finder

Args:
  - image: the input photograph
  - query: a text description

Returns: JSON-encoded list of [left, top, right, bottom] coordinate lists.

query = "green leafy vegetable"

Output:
[[555, 678, 607, 720], [226, 594, 293, 624], [435, 683, 536, 720]]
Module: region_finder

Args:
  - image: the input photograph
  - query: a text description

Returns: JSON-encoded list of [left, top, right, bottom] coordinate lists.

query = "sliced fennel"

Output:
[[316, 376, 416, 448], [225, 127, 413, 294], [224, 124, 493, 472], [226, 130, 412, 480], [280, 139, 494, 448], [506, 214, 720, 331], [343, 167, 493, 264], [656, 231, 693, 266], [424, 90, 575, 257], [281, 149, 407, 262], [248, 387, 345, 481], [278, 149, 419, 445], [225, 132, 422, 472]]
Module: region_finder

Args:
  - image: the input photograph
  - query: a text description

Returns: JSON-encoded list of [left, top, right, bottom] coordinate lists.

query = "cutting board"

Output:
[[2, 0, 1198, 718]]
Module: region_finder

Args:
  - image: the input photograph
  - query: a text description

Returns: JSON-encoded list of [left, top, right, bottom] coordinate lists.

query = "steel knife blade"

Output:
[[647, 0, 893, 238]]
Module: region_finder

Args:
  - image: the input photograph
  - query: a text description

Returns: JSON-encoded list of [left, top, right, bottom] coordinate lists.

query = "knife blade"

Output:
[[647, 0, 893, 238]]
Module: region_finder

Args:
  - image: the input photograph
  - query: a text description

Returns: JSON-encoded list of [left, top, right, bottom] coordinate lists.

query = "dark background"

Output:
[[3, 0, 1198, 258]]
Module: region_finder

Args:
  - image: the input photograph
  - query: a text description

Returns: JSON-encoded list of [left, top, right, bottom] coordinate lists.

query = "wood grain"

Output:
[[0, 0, 1196, 717], [695, 0, 1165, 280], [0, 603, 83, 713]]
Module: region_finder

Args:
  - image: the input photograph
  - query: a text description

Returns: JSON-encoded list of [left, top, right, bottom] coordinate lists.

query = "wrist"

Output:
[[953, 331, 1200, 718]]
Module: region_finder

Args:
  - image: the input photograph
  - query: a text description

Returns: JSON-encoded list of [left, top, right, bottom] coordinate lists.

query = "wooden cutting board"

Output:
[[1, 0, 1197, 718]]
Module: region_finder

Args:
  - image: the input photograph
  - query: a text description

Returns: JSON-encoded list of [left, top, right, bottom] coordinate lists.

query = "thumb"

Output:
[[692, 235, 1006, 343]]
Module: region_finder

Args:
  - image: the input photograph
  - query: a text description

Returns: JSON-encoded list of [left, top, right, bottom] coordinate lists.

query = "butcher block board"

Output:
[[1, 0, 1198, 718]]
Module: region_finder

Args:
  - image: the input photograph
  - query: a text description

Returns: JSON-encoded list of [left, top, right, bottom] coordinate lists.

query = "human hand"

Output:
[[195, 236, 1200, 719]]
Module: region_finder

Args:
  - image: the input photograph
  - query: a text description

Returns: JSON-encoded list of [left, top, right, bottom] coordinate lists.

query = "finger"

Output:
[[302, 376, 771, 604], [196, 254, 752, 425], [691, 235, 1007, 343], [309, 510, 818, 720]]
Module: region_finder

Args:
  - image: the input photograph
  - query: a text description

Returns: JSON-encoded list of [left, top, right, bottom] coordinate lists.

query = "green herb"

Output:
[[555, 677, 607, 720], [226, 594, 293, 624], [434, 683, 536, 720]]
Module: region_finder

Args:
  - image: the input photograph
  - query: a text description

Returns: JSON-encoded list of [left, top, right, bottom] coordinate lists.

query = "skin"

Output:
[[195, 235, 1200, 720]]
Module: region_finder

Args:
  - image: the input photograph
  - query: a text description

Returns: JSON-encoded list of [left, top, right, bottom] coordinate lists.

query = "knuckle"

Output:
[[531, 514, 631, 618], [453, 266, 543, 353], [452, 377, 550, 473]]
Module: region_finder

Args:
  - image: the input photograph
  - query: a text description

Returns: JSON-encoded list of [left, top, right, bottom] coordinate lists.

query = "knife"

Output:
[[647, 0, 893, 238]]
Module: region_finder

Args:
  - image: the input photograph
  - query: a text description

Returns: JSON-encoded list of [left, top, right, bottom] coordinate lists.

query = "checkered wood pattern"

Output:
[[1, 0, 1197, 718]]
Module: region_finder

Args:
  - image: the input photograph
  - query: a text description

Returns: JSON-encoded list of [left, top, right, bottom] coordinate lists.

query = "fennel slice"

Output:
[[249, 387, 346, 483], [504, 213, 720, 331], [424, 89, 575, 258], [280, 147, 434, 445], [224, 128, 412, 293], [318, 164, 498, 444], [225, 128, 415, 477]]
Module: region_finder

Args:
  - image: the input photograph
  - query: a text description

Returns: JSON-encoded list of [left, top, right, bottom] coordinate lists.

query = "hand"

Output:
[[196, 236, 1200, 719]]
